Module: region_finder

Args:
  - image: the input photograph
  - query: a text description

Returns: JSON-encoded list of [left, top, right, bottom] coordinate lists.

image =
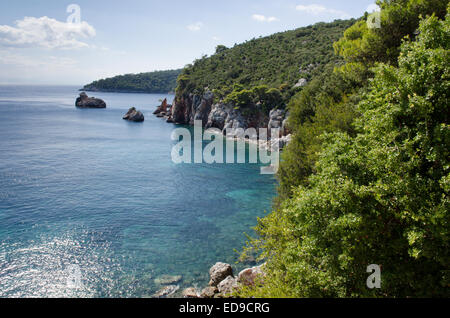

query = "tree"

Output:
[[241, 11, 449, 298]]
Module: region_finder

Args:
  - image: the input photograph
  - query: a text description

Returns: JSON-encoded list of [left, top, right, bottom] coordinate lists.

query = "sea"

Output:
[[0, 85, 276, 297]]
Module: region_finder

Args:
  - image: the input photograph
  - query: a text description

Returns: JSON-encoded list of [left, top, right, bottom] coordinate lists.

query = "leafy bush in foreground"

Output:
[[241, 12, 449, 298]]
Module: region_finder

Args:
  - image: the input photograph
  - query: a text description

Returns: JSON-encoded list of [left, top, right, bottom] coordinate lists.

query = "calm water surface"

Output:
[[0, 85, 276, 297]]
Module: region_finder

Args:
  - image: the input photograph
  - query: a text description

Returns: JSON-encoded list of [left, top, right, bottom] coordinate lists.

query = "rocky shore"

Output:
[[154, 93, 292, 149], [182, 262, 265, 298], [152, 262, 265, 299]]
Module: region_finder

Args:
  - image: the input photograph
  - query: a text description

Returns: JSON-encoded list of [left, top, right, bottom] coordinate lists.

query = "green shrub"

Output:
[[241, 12, 449, 297]]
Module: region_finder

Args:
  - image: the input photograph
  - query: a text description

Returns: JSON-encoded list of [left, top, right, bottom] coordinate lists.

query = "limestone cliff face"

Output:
[[168, 91, 214, 126], [164, 92, 291, 146]]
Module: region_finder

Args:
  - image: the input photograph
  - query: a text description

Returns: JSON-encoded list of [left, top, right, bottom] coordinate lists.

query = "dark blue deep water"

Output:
[[0, 85, 276, 297]]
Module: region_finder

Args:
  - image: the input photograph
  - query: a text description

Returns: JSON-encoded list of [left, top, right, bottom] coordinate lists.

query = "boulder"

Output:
[[209, 262, 233, 286], [200, 286, 218, 298], [123, 107, 144, 122], [238, 264, 266, 286], [217, 276, 239, 296], [182, 287, 200, 298], [75, 92, 106, 108]]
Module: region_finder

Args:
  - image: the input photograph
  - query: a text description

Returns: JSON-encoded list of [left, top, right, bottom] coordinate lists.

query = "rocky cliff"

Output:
[[161, 92, 291, 146]]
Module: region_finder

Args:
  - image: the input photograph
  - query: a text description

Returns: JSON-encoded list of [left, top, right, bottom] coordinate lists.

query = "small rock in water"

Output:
[[153, 98, 170, 115], [75, 92, 106, 108], [153, 285, 179, 298], [154, 274, 182, 285], [123, 107, 145, 122]]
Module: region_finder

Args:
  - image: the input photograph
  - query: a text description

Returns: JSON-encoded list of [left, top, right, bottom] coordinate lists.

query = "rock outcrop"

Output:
[[238, 264, 266, 286], [75, 92, 106, 108], [153, 98, 170, 117], [268, 109, 285, 130], [156, 92, 292, 148], [166, 91, 214, 126], [182, 262, 266, 298], [217, 276, 239, 296], [206, 103, 229, 130], [200, 286, 218, 298], [123, 107, 145, 122], [209, 262, 233, 287]]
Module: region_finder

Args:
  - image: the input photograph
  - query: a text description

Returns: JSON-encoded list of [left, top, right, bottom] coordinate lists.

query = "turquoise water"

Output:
[[0, 86, 276, 297]]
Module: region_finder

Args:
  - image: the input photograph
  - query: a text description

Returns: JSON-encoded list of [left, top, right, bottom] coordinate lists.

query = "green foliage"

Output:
[[241, 12, 449, 298], [277, 65, 361, 201], [83, 69, 182, 93], [334, 0, 448, 65], [177, 19, 356, 102], [278, 0, 449, 201], [223, 85, 284, 113]]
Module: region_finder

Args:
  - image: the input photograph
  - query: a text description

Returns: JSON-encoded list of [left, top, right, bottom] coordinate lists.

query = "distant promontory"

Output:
[[81, 69, 182, 94]]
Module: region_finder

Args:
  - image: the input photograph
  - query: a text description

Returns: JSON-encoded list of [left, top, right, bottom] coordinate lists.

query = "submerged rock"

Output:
[[75, 92, 106, 108], [154, 274, 182, 285], [209, 262, 233, 287], [123, 107, 145, 122], [153, 285, 179, 298]]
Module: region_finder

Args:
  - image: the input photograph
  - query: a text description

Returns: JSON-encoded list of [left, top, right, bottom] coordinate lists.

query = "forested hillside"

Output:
[[176, 19, 355, 102], [82, 69, 181, 93], [238, 0, 449, 298]]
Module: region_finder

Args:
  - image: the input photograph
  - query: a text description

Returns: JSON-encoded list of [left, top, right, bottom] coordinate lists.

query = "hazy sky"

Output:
[[0, 0, 378, 85]]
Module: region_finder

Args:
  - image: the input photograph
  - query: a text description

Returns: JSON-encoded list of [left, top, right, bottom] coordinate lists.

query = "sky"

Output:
[[0, 0, 379, 85]]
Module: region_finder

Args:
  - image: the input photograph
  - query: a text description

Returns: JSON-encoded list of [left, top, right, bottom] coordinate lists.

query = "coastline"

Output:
[[81, 88, 175, 95]]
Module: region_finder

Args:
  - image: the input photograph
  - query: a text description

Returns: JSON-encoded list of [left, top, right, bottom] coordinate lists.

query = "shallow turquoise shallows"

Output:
[[0, 85, 276, 297]]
